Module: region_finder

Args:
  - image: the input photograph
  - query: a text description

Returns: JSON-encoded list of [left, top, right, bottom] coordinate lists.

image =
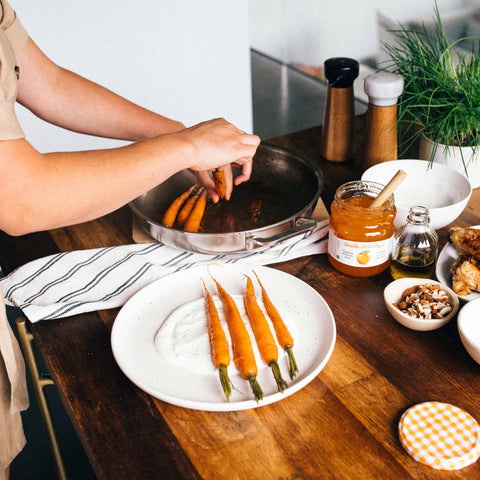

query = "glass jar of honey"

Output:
[[328, 180, 396, 277]]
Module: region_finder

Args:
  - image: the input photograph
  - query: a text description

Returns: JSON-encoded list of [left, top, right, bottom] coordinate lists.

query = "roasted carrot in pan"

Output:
[[162, 183, 198, 228], [253, 271, 298, 380], [202, 279, 232, 401], [184, 189, 208, 232], [244, 275, 288, 392], [209, 271, 263, 402], [213, 169, 227, 200], [176, 186, 203, 226]]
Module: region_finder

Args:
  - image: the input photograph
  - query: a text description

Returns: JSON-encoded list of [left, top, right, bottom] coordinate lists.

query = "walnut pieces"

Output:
[[393, 284, 453, 320]]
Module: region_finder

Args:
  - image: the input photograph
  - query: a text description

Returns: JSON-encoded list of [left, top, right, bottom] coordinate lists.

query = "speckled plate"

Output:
[[111, 264, 336, 411]]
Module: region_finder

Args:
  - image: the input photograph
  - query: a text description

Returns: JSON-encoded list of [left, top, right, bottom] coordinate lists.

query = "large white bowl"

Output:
[[458, 298, 480, 365], [361, 159, 472, 230], [384, 277, 459, 331]]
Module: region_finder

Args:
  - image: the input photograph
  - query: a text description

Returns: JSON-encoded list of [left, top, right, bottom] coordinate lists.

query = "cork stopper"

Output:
[[364, 72, 403, 106]]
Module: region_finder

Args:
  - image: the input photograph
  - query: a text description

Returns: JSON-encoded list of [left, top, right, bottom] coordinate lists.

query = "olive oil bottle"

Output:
[[390, 206, 438, 280]]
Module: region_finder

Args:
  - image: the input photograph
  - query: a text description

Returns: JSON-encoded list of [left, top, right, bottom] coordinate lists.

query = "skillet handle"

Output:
[[246, 218, 316, 250]]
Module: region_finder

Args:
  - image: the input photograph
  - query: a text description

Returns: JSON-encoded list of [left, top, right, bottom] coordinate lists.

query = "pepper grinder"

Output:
[[363, 72, 404, 167], [320, 57, 359, 162]]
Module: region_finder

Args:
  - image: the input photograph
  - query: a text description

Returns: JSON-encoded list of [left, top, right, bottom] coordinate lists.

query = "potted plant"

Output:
[[382, 3, 480, 188]]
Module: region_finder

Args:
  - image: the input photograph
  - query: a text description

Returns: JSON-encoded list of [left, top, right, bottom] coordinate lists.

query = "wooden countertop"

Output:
[[1, 123, 480, 479]]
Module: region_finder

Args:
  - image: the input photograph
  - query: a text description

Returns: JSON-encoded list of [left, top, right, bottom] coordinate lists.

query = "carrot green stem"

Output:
[[218, 364, 232, 402], [269, 360, 288, 393], [285, 346, 298, 380], [248, 376, 264, 403]]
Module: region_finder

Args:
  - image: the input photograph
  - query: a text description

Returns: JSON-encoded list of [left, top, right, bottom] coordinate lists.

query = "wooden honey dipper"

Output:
[[368, 169, 407, 209]]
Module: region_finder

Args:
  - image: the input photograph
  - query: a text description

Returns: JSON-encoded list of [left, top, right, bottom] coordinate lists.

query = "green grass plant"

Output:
[[382, 3, 480, 163]]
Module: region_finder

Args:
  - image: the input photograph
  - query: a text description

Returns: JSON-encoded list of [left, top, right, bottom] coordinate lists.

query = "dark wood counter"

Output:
[[2, 124, 480, 479]]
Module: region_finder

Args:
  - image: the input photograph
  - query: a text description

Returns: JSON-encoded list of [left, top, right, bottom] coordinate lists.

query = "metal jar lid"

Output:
[[399, 401, 480, 470]]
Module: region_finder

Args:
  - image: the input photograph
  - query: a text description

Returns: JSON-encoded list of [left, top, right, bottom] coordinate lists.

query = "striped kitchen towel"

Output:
[[0, 219, 329, 322]]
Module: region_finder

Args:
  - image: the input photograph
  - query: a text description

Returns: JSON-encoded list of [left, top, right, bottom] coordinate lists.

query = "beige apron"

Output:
[[0, 287, 28, 474], [0, 1, 31, 475]]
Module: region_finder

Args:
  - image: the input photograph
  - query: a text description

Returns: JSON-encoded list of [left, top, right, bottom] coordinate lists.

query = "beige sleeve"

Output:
[[0, 0, 28, 54], [0, 0, 26, 139]]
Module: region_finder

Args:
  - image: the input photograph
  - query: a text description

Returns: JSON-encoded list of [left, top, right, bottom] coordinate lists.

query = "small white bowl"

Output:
[[384, 277, 459, 331], [361, 159, 472, 230], [458, 298, 480, 365]]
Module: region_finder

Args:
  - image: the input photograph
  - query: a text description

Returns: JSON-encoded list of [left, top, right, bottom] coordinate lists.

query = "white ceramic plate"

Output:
[[458, 298, 480, 365], [111, 264, 336, 411], [436, 226, 480, 302]]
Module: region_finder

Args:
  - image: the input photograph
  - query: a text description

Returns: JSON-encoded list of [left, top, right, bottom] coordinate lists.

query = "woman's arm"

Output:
[[16, 38, 184, 140], [15, 37, 247, 200], [0, 118, 258, 236]]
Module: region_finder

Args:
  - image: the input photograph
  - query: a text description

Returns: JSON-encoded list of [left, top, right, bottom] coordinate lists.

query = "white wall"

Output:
[[13, 0, 253, 152], [250, 0, 468, 66]]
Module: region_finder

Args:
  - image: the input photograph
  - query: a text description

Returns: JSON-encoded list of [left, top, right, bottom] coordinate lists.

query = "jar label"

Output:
[[328, 230, 393, 267]]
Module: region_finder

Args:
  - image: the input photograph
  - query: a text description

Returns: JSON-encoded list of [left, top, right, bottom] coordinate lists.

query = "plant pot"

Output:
[[419, 135, 480, 189]]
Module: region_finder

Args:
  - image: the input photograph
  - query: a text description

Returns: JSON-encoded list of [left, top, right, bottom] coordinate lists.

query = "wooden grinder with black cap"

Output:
[[320, 57, 359, 162]]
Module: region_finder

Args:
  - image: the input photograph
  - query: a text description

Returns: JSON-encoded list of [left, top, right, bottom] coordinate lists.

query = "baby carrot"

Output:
[[244, 275, 288, 392], [184, 189, 208, 232], [253, 271, 298, 380], [213, 169, 227, 200], [176, 186, 203, 226], [202, 279, 232, 401], [210, 272, 263, 402], [162, 183, 198, 228]]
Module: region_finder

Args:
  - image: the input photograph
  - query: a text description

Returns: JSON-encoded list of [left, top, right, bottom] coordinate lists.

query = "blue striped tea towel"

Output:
[[0, 219, 329, 322]]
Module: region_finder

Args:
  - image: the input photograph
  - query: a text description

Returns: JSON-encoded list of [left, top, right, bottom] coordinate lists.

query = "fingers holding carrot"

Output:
[[193, 165, 233, 203], [213, 167, 234, 201], [193, 170, 219, 203]]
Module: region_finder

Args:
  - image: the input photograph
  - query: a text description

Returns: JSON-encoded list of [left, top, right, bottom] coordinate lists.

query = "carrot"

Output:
[[253, 271, 298, 380], [176, 186, 203, 226], [213, 169, 227, 200], [209, 271, 263, 402], [162, 183, 198, 228], [244, 275, 288, 392], [183, 189, 208, 232], [202, 279, 232, 401]]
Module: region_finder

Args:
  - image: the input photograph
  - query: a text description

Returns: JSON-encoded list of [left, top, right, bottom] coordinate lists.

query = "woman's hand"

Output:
[[193, 165, 234, 203], [179, 118, 258, 171], [182, 118, 259, 201]]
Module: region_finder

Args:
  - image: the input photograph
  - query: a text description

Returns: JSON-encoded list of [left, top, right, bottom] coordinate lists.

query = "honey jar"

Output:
[[328, 181, 396, 277]]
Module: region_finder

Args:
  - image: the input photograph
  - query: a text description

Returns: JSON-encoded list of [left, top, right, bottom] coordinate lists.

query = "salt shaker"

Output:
[[320, 57, 359, 162], [390, 206, 439, 279], [363, 72, 404, 167]]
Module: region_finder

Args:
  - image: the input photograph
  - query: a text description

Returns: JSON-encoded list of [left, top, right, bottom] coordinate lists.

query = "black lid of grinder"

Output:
[[324, 57, 359, 88]]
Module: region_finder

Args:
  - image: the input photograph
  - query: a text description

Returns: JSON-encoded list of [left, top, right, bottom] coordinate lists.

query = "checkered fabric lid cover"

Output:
[[399, 402, 480, 470]]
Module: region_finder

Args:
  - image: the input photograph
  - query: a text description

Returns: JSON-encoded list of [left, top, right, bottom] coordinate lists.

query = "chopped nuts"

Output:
[[393, 284, 453, 320]]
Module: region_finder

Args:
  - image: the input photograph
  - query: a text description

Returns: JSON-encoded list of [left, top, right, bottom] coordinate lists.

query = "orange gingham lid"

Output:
[[399, 402, 480, 470]]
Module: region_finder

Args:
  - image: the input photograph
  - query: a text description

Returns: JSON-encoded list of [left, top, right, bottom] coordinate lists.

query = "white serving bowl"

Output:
[[458, 298, 480, 365], [361, 159, 472, 230], [384, 277, 459, 331]]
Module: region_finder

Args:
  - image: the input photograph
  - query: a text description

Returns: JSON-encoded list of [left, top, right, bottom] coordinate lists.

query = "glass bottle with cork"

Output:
[[390, 206, 439, 279]]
